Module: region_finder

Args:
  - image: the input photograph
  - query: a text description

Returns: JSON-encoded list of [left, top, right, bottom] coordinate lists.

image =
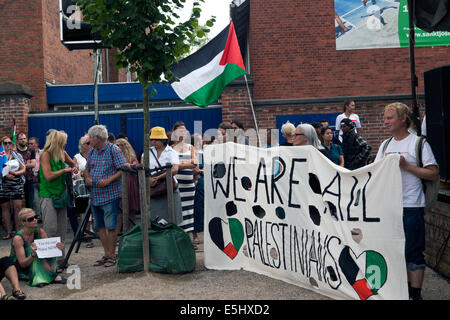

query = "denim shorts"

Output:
[[403, 207, 426, 271], [91, 198, 121, 231]]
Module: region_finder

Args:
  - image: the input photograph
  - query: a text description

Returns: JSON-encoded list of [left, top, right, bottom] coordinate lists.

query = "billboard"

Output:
[[335, 0, 450, 50]]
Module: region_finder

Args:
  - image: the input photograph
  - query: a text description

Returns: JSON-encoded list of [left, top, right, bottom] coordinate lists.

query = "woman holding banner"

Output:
[[10, 208, 66, 287]]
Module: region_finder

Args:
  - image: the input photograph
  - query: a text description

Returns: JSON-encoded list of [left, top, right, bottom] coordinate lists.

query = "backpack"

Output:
[[382, 136, 439, 209], [415, 136, 440, 210]]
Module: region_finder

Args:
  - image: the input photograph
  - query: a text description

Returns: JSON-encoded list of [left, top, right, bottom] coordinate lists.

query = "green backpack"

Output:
[[117, 221, 196, 274]]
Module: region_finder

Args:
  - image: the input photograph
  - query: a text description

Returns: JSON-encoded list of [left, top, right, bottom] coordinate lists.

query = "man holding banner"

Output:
[[375, 102, 439, 300]]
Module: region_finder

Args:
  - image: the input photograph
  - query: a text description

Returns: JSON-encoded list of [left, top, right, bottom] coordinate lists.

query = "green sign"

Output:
[[398, 0, 450, 47], [335, 0, 450, 50]]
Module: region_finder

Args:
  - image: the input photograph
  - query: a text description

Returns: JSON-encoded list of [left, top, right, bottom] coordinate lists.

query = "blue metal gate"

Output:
[[28, 107, 222, 157]]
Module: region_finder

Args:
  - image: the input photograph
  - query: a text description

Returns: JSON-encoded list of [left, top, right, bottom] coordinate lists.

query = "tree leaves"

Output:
[[75, 0, 214, 86]]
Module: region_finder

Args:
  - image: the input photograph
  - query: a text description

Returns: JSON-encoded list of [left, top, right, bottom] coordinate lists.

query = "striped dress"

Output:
[[176, 144, 195, 233]]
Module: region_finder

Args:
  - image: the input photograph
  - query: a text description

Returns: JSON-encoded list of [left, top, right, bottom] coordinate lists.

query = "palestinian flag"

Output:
[[171, 21, 246, 107], [11, 116, 16, 145], [338, 246, 388, 300]]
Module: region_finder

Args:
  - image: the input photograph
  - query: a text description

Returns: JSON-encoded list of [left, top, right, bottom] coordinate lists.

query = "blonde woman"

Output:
[[10, 208, 66, 287], [39, 130, 77, 268], [115, 138, 140, 228], [280, 121, 295, 146]]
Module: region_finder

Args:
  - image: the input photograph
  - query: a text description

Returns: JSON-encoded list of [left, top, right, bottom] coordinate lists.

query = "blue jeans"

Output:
[[91, 198, 121, 231], [403, 207, 426, 271]]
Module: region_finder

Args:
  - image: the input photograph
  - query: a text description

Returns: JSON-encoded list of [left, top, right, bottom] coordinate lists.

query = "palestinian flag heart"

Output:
[[338, 246, 388, 300], [209, 217, 244, 259]]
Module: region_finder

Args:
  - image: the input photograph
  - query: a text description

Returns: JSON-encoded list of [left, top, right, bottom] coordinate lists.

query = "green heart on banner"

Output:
[[209, 217, 244, 259]]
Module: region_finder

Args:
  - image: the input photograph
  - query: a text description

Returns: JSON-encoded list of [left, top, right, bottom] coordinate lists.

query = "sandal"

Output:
[[52, 277, 67, 285], [94, 256, 107, 266], [103, 257, 116, 268], [2, 233, 13, 240], [86, 242, 94, 248], [1, 294, 15, 300], [12, 290, 26, 300]]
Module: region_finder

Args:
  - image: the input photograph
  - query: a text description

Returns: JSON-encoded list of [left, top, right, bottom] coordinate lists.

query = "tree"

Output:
[[76, 0, 214, 168], [75, 0, 214, 270]]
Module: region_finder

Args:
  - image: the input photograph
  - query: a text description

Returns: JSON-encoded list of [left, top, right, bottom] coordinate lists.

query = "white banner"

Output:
[[204, 143, 408, 300]]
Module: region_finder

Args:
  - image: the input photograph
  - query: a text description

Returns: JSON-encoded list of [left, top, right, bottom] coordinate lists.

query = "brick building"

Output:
[[223, 0, 450, 155], [0, 0, 126, 136]]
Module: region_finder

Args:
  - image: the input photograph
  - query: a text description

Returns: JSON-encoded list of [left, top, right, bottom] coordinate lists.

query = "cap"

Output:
[[340, 118, 354, 127], [149, 126, 168, 140]]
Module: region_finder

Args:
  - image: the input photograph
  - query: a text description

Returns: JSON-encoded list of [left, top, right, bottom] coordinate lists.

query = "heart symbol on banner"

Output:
[[209, 217, 244, 259], [338, 246, 388, 300]]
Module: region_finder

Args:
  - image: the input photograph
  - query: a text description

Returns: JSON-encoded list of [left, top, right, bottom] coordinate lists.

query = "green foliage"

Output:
[[75, 0, 216, 89]]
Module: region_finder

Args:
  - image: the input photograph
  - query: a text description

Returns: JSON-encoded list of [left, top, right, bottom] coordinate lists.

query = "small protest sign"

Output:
[[35, 237, 63, 259]]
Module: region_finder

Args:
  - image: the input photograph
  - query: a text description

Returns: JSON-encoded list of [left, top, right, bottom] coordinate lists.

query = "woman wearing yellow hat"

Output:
[[145, 127, 182, 224]]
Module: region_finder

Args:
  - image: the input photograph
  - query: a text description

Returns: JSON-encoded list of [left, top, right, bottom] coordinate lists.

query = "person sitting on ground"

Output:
[[0, 256, 26, 299], [10, 208, 66, 287]]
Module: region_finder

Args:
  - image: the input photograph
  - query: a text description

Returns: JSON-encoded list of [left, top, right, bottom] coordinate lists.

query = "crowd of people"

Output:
[[0, 100, 439, 300]]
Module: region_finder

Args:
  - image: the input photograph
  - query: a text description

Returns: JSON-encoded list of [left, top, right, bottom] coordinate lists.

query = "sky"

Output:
[[179, 0, 233, 39]]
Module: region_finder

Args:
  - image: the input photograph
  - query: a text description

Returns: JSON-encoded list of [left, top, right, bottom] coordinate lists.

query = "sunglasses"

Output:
[[295, 133, 305, 136], [23, 215, 37, 222], [83, 142, 90, 145], [3, 141, 12, 145]]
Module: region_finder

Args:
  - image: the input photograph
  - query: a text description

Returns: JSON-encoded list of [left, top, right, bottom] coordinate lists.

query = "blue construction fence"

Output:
[[28, 107, 223, 158]]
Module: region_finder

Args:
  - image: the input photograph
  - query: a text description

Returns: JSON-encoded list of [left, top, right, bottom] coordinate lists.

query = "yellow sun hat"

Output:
[[149, 126, 168, 140]]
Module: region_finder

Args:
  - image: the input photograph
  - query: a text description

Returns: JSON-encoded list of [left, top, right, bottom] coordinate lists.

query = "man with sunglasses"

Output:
[[16, 132, 37, 213]]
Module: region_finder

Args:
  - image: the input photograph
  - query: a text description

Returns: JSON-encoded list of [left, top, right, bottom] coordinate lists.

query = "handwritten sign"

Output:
[[35, 237, 63, 259], [204, 143, 408, 300]]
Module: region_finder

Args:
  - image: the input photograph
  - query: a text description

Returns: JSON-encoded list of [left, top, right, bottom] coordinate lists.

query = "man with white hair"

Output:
[[84, 125, 126, 268]]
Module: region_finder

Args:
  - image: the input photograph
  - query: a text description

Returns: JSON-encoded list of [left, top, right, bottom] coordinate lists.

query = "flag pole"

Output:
[[244, 74, 261, 147]]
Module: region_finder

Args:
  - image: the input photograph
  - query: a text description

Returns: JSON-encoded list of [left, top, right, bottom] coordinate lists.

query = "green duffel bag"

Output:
[[117, 221, 196, 274]]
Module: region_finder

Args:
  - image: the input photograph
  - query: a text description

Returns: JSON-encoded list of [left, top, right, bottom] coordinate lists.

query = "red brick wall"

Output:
[[0, 0, 129, 113], [0, 1, 45, 112], [42, 0, 93, 93], [0, 96, 31, 139], [248, 0, 450, 100], [222, 1, 449, 154]]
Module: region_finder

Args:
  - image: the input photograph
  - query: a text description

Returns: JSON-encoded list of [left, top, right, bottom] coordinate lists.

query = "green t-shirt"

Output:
[[39, 151, 66, 198]]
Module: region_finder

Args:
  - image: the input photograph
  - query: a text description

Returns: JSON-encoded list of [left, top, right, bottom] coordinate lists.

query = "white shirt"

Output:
[[335, 113, 362, 142], [375, 133, 437, 207], [148, 145, 180, 170], [74, 153, 87, 172]]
